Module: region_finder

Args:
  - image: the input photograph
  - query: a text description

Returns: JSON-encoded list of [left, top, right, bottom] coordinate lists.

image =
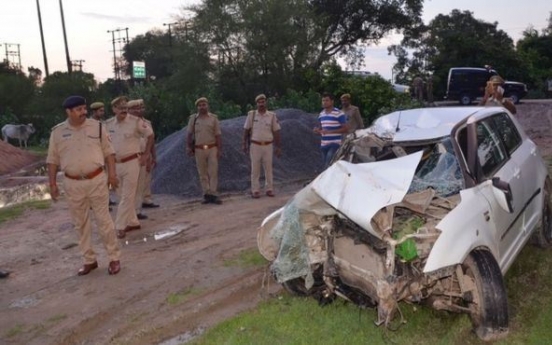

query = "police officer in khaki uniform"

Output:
[[105, 96, 154, 239], [186, 97, 223, 204], [47, 96, 121, 276], [340, 94, 364, 134], [127, 99, 158, 219], [90, 101, 116, 208], [242, 94, 281, 198], [90, 102, 105, 121]]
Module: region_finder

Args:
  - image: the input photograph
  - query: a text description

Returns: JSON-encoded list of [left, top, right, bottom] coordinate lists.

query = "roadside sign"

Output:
[[133, 61, 146, 79]]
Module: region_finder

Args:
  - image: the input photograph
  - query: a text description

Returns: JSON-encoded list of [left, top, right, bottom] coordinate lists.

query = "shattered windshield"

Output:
[[407, 137, 464, 197]]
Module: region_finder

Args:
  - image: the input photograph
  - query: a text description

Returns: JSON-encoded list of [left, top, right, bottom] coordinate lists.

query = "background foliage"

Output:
[[1, 3, 551, 146]]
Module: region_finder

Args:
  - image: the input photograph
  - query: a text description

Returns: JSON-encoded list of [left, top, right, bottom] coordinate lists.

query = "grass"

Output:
[[166, 288, 198, 306], [223, 248, 267, 268], [26, 145, 48, 157], [189, 244, 552, 345], [4, 324, 24, 338], [0, 200, 50, 225]]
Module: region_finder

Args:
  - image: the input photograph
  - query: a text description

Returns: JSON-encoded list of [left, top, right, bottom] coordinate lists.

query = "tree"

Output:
[[0, 63, 36, 118], [517, 14, 552, 96], [389, 10, 526, 98], [123, 30, 174, 80], [187, 0, 424, 102]]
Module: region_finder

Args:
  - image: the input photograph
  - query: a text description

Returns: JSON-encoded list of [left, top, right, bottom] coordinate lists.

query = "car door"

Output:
[[472, 117, 526, 264], [489, 113, 543, 237]]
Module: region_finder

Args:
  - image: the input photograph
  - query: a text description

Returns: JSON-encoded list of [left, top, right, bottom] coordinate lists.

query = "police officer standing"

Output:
[[47, 96, 121, 276], [105, 97, 154, 239], [90, 102, 105, 121], [186, 97, 223, 205], [340, 93, 364, 134], [242, 94, 281, 198], [127, 99, 158, 219]]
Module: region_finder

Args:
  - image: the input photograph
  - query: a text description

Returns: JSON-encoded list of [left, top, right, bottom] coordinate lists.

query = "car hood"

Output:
[[292, 151, 423, 239]]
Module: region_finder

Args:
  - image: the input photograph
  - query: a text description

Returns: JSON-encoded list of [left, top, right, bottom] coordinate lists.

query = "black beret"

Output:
[[62, 96, 86, 109]]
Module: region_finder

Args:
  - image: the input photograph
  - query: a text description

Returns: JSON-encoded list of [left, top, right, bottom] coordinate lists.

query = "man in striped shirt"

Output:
[[314, 92, 349, 168]]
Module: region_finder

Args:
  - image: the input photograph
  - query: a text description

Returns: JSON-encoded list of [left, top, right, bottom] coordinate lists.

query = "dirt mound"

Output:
[[0, 140, 41, 176], [152, 109, 322, 196]]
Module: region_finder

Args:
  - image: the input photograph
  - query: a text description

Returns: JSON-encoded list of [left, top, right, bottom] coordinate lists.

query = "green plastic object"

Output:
[[395, 239, 418, 261]]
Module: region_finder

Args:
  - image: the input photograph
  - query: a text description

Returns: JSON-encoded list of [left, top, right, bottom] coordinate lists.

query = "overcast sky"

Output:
[[0, 0, 550, 82]]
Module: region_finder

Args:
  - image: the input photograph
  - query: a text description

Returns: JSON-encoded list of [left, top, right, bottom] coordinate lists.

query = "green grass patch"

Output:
[[223, 248, 266, 268], [0, 200, 51, 225], [27, 145, 48, 157], [47, 314, 67, 324], [191, 244, 552, 345], [166, 288, 198, 306], [4, 324, 24, 338]]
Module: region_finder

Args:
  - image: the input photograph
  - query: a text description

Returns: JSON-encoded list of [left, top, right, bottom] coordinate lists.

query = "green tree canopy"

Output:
[[389, 9, 526, 98]]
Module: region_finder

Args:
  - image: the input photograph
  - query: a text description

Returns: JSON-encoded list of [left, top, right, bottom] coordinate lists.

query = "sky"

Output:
[[0, 0, 550, 83]]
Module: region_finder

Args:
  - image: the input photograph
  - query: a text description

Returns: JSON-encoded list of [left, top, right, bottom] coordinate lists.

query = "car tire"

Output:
[[459, 94, 472, 106], [533, 177, 552, 248], [507, 93, 520, 104], [462, 249, 509, 341]]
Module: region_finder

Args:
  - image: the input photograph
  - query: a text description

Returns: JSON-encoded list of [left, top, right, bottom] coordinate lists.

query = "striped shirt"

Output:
[[319, 108, 346, 147]]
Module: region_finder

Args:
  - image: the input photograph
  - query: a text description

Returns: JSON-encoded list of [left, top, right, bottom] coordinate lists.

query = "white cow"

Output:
[[1, 124, 36, 148]]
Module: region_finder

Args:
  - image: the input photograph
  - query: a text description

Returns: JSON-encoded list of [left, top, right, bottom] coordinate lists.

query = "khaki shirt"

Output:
[[187, 113, 221, 145], [244, 110, 281, 142], [105, 114, 153, 159], [46, 118, 115, 176], [342, 105, 364, 133], [139, 118, 153, 153]]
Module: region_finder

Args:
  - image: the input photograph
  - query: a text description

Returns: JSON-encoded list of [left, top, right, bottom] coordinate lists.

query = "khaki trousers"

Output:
[[195, 147, 218, 195], [143, 169, 153, 204], [250, 143, 274, 193], [63, 173, 120, 264], [135, 165, 147, 214], [115, 159, 140, 230]]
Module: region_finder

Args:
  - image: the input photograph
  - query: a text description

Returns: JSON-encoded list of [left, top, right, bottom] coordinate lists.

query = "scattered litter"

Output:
[[154, 224, 190, 241], [61, 243, 78, 250]]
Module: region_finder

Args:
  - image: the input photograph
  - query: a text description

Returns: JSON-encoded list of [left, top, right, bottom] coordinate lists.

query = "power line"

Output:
[[107, 28, 129, 80]]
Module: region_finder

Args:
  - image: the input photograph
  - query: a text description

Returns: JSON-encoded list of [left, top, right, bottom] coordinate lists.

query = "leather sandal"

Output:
[[125, 225, 141, 232], [116, 230, 126, 239], [266, 190, 275, 197], [78, 261, 98, 276], [108, 260, 121, 275], [251, 191, 261, 199]]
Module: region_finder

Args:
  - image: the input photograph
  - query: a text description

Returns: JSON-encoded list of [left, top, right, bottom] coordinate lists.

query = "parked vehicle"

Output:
[[445, 67, 527, 105], [258, 106, 550, 341]]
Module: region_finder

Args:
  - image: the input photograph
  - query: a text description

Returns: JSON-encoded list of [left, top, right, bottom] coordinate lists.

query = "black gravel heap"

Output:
[[152, 109, 323, 196]]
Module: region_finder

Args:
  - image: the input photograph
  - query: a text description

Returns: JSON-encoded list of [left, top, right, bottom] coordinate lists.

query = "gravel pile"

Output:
[[152, 109, 322, 196]]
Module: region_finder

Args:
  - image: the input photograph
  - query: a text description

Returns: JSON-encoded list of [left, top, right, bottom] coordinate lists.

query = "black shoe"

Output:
[[0, 270, 10, 279], [202, 194, 211, 204], [211, 196, 222, 205], [109, 200, 117, 206], [137, 213, 148, 220], [142, 202, 160, 208]]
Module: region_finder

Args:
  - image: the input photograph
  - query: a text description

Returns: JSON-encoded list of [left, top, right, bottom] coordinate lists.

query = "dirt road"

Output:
[[1, 102, 551, 345], [0, 188, 293, 345]]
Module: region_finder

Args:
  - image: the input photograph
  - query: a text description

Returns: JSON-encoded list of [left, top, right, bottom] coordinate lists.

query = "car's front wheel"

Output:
[[506, 93, 520, 104], [459, 94, 472, 106], [533, 177, 552, 248], [461, 249, 509, 341]]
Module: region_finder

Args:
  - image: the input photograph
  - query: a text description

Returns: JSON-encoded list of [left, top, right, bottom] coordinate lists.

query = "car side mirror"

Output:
[[492, 177, 513, 213]]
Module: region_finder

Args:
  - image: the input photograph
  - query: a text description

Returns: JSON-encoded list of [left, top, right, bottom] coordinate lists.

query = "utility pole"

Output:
[[59, 0, 72, 73], [163, 22, 178, 47], [107, 28, 129, 80], [35, 0, 49, 77], [3, 43, 22, 70], [71, 59, 85, 72]]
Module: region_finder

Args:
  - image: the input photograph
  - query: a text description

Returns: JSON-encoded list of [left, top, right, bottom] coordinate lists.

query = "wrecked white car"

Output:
[[258, 106, 551, 341]]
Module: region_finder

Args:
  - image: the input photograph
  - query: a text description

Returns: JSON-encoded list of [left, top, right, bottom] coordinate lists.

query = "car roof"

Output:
[[450, 67, 495, 73], [365, 107, 497, 142]]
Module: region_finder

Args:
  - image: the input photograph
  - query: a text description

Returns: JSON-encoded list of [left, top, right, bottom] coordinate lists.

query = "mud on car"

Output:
[[257, 106, 551, 341]]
